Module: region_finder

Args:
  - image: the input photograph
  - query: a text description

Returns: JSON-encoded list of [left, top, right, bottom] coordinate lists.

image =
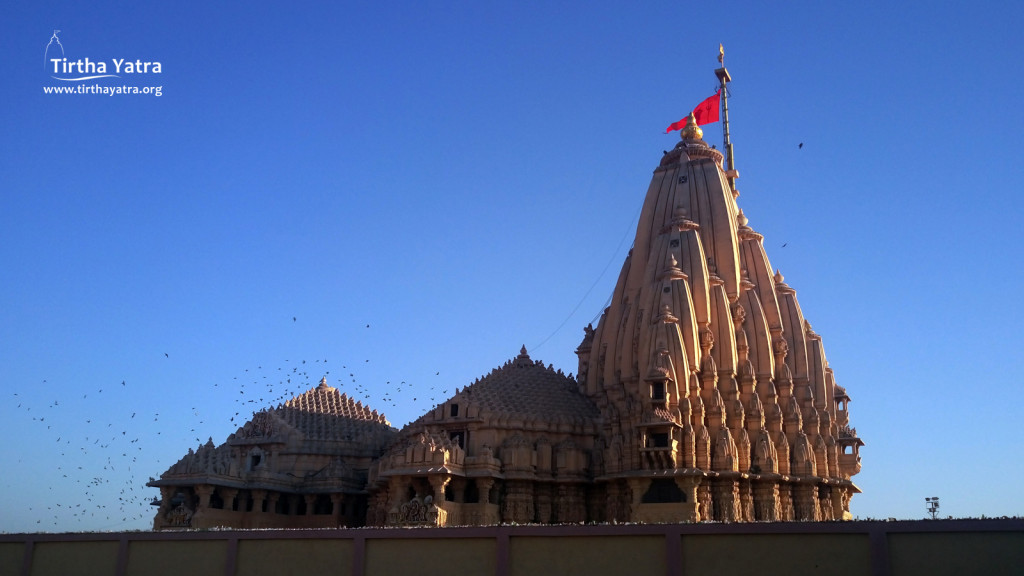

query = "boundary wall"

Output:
[[1, 519, 1021, 576]]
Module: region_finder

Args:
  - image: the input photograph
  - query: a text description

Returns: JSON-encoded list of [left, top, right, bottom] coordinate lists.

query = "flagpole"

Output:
[[715, 44, 738, 197]]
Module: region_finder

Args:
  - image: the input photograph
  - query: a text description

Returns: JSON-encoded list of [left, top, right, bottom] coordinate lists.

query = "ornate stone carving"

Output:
[[398, 495, 438, 525], [165, 503, 193, 527]]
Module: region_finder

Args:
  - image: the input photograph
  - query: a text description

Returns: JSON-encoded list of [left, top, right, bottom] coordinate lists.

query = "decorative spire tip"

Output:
[[681, 113, 703, 141]]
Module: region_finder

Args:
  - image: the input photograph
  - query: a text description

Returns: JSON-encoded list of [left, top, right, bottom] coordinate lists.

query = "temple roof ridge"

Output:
[[406, 348, 598, 431], [280, 378, 389, 425]]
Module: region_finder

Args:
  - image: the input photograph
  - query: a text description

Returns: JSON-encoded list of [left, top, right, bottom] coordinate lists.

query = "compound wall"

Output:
[[1, 519, 1020, 576]]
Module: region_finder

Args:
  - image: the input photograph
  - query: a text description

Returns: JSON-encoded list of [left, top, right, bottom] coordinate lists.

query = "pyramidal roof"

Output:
[[153, 378, 397, 489], [462, 347, 599, 421], [282, 377, 390, 426], [156, 378, 397, 482], [407, 347, 599, 429], [230, 377, 395, 445]]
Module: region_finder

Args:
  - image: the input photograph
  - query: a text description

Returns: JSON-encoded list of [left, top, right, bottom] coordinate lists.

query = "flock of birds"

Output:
[[5, 320, 451, 533], [12, 380, 153, 531]]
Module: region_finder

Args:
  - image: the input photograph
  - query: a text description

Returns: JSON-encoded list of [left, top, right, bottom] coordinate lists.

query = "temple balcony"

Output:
[[640, 442, 679, 470], [839, 452, 861, 477]]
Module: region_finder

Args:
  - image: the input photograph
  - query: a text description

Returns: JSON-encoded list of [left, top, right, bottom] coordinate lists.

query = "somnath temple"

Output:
[[149, 55, 863, 529]]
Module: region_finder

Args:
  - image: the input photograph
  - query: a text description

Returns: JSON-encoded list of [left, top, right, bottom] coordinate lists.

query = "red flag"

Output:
[[665, 90, 721, 133], [691, 90, 720, 125]]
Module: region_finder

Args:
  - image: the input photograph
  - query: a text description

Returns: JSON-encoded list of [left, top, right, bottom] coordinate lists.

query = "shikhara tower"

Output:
[[150, 54, 862, 529], [575, 60, 862, 521]]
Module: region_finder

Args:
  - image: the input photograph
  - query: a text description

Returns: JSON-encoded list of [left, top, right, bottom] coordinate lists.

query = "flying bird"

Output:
[[798, 143, 803, 149]]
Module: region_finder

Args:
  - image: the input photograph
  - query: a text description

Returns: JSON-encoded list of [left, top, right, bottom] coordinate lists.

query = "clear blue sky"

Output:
[[2, 1, 1022, 532]]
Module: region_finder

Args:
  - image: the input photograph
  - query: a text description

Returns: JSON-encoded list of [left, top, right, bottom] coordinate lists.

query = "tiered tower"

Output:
[[576, 62, 862, 522]]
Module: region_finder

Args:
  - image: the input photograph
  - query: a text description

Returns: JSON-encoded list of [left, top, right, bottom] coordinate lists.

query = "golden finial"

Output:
[[680, 113, 703, 141], [718, 44, 724, 64]]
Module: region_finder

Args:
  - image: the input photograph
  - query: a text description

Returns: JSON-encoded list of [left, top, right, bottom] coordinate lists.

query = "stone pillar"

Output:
[[194, 485, 214, 510], [364, 493, 377, 526], [712, 479, 739, 522], [377, 489, 391, 526], [157, 486, 174, 518], [250, 490, 267, 514], [475, 478, 495, 526], [428, 475, 450, 504], [331, 493, 345, 524], [534, 483, 553, 524], [793, 484, 819, 521], [266, 492, 280, 515], [835, 486, 851, 520], [739, 480, 754, 522], [753, 482, 780, 521], [627, 478, 651, 509], [476, 478, 494, 504], [451, 477, 467, 503], [502, 481, 534, 524], [674, 477, 700, 522], [371, 491, 387, 526], [586, 484, 603, 524], [428, 476, 451, 526], [304, 494, 317, 516], [220, 488, 239, 512], [388, 476, 408, 519], [605, 482, 621, 523], [556, 484, 584, 524], [778, 484, 794, 521], [153, 486, 173, 529], [697, 481, 712, 523], [818, 486, 834, 521]]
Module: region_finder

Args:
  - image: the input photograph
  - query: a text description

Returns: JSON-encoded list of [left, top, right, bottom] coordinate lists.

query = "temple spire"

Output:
[[715, 44, 738, 196]]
